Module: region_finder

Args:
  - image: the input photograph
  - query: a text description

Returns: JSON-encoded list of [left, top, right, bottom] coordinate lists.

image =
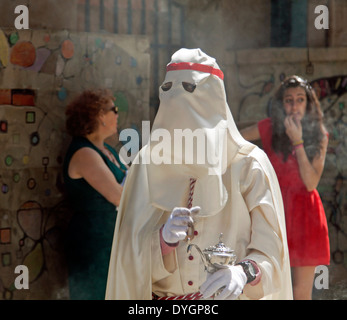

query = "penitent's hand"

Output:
[[162, 206, 200, 244], [200, 265, 247, 300]]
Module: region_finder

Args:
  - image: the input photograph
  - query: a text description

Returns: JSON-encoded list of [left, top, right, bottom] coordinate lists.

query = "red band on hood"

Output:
[[167, 62, 224, 80]]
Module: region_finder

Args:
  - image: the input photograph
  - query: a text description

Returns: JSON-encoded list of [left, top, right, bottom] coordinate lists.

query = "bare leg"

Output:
[[291, 266, 316, 300]]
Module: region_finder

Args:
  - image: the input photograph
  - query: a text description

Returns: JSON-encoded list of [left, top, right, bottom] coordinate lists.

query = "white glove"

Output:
[[200, 265, 247, 300], [162, 206, 200, 244]]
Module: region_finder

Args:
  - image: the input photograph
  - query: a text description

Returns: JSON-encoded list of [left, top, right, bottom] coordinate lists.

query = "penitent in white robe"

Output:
[[106, 48, 293, 300]]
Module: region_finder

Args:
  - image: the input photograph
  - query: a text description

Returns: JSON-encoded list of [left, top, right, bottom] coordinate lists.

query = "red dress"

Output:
[[258, 118, 330, 267]]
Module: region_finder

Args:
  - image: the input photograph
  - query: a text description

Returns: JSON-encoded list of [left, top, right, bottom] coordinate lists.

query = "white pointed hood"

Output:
[[145, 48, 248, 216]]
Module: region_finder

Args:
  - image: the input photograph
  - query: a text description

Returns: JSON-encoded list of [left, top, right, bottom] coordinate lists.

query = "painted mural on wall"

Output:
[[0, 28, 150, 299], [232, 55, 347, 283]]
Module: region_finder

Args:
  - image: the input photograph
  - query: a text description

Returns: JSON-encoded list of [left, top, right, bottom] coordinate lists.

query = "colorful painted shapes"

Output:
[[27, 178, 36, 189], [10, 41, 36, 68], [57, 87, 67, 101], [0, 89, 12, 105], [0, 120, 8, 133], [1, 184, 9, 194], [311, 76, 347, 100], [9, 32, 19, 45], [27, 47, 51, 72], [0, 228, 11, 244], [0, 89, 35, 106], [30, 132, 40, 146], [13, 173, 20, 183], [0, 29, 9, 67], [5, 155, 13, 166], [61, 39, 74, 59], [22, 155, 29, 165], [12, 89, 35, 106], [22, 242, 44, 283], [2, 252, 11, 266], [26, 111, 35, 123]]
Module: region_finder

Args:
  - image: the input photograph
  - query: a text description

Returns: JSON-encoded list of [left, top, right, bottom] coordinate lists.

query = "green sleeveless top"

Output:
[[63, 136, 127, 213], [63, 136, 127, 300]]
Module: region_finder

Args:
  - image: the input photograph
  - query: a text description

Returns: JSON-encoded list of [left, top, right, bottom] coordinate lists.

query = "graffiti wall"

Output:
[[226, 47, 347, 298], [0, 28, 150, 299]]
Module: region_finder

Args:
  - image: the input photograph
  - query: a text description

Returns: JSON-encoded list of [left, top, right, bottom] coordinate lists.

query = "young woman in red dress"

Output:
[[240, 75, 330, 300]]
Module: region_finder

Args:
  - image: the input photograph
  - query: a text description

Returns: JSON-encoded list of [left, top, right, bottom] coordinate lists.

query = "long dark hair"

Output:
[[270, 75, 326, 162]]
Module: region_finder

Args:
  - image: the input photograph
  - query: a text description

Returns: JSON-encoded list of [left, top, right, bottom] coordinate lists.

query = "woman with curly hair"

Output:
[[63, 88, 127, 300], [240, 75, 330, 300]]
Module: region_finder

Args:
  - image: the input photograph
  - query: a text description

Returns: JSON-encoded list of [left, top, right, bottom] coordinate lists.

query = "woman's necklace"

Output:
[[87, 136, 126, 173], [102, 146, 126, 174], [102, 147, 117, 164]]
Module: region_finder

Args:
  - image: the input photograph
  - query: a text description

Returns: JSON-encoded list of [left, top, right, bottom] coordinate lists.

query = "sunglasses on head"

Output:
[[282, 77, 312, 90]]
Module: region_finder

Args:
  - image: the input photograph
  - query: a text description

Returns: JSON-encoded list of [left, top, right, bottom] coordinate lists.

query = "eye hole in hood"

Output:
[[161, 82, 172, 91], [182, 82, 196, 93]]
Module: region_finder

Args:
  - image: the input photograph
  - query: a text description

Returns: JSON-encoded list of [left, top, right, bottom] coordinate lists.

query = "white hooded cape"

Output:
[[106, 48, 293, 300]]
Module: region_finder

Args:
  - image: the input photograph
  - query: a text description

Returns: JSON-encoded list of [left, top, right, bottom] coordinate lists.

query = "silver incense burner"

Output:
[[187, 233, 237, 273]]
